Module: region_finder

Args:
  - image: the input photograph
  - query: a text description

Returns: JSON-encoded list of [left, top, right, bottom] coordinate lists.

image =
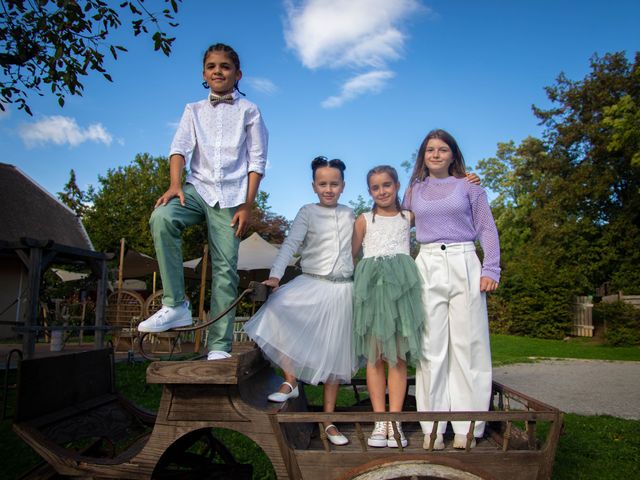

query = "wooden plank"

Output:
[[146, 347, 264, 385]]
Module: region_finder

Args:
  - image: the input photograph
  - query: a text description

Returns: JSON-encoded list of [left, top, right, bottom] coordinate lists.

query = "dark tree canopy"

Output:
[[477, 51, 640, 339], [1, 0, 181, 115]]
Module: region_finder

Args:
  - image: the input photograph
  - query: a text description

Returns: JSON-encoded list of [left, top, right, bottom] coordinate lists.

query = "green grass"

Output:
[[2, 335, 640, 479], [490, 334, 640, 366]]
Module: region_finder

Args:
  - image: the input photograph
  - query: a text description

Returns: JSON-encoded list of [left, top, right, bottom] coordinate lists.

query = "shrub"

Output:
[[593, 301, 640, 346]]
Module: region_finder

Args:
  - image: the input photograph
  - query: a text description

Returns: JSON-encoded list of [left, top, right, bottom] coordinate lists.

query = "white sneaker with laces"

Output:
[[368, 421, 388, 448], [207, 351, 232, 361], [387, 421, 408, 448], [137, 301, 192, 332]]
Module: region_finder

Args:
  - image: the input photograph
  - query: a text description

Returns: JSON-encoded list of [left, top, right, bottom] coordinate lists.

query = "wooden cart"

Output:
[[13, 342, 562, 480]]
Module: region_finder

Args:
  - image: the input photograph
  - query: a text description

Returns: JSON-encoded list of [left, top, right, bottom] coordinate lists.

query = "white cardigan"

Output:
[[270, 203, 355, 280]]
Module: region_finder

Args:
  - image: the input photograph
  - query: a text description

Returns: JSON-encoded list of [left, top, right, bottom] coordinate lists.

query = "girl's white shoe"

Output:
[[387, 421, 408, 448], [325, 424, 349, 446], [368, 421, 388, 447], [267, 382, 299, 402]]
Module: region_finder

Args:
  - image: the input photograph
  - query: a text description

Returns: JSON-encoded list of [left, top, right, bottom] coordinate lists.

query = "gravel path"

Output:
[[493, 359, 640, 420]]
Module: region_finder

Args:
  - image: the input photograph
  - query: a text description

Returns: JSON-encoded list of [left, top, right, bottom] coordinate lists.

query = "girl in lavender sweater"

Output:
[[403, 129, 500, 451]]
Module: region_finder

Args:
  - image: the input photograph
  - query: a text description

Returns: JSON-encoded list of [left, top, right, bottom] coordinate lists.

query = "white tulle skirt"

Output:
[[243, 274, 356, 385]]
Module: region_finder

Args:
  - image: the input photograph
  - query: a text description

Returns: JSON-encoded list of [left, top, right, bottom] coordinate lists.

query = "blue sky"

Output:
[[1, 0, 639, 221]]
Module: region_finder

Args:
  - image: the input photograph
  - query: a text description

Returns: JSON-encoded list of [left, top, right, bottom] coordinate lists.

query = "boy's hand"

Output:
[[480, 276, 498, 292], [155, 186, 184, 207], [262, 277, 280, 291], [231, 203, 251, 237], [466, 172, 481, 185]]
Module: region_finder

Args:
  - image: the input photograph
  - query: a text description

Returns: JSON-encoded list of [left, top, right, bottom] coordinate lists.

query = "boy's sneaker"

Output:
[[138, 301, 192, 332], [207, 351, 232, 361], [367, 421, 388, 448], [387, 421, 408, 448]]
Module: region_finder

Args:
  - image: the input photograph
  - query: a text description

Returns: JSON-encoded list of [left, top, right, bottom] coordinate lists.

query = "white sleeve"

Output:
[[269, 206, 309, 279]]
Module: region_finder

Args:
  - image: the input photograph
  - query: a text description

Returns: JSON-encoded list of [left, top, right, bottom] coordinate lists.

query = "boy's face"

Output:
[[312, 166, 345, 208], [203, 51, 242, 96]]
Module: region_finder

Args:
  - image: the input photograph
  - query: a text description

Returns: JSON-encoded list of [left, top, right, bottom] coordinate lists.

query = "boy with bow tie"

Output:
[[138, 43, 268, 361]]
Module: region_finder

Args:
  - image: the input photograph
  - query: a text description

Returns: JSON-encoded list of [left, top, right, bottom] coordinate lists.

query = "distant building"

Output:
[[0, 163, 94, 339]]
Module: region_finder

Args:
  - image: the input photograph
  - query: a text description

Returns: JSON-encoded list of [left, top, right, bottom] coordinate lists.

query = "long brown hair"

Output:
[[408, 129, 467, 186]]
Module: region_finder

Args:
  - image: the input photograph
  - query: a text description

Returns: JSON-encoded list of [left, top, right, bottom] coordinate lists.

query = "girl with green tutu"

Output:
[[352, 165, 424, 448]]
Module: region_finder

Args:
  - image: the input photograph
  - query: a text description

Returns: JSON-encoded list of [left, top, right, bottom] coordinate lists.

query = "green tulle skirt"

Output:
[[353, 254, 424, 367]]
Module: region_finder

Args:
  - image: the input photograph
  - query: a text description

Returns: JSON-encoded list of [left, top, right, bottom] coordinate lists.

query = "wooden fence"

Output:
[[572, 296, 594, 337], [573, 292, 640, 337], [601, 293, 640, 308]]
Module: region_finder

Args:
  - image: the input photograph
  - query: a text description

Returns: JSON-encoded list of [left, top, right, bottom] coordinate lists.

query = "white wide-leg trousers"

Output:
[[414, 242, 492, 437]]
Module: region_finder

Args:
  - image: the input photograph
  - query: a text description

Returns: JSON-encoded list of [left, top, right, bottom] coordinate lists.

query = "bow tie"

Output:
[[209, 93, 234, 107]]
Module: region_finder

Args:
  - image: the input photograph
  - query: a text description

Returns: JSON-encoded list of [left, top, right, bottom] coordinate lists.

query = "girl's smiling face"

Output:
[[368, 172, 399, 211], [203, 51, 242, 96], [312, 166, 345, 208], [424, 138, 454, 178]]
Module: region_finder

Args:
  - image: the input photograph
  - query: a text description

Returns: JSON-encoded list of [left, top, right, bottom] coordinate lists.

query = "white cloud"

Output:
[[284, 0, 422, 69], [322, 70, 395, 108], [18, 115, 113, 148], [245, 77, 279, 95], [283, 0, 423, 106]]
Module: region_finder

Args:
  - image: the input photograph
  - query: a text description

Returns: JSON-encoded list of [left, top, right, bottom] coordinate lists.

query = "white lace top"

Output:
[[362, 210, 411, 259]]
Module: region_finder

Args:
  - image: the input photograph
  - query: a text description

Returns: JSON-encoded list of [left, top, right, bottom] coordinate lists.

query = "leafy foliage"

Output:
[[593, 301, 640, 347], [57, 169, 94, 218], [0, 0, 181, 115], [478, 52, 640, 337], [83, 153, 169, 255]]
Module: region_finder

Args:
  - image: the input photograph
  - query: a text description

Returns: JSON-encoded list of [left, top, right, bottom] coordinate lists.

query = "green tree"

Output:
[[1, 0, 181, 115], [83, 153, 170, 255], [57, 168, 94, 218], [478, 51, 640, 338], [349, 194, 372, 217]]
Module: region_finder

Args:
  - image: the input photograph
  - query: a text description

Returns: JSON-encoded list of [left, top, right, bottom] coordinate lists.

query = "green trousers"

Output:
[[149, 183, 239, 352]]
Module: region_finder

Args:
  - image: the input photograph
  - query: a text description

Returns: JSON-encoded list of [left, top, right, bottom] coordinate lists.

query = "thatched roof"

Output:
[[0, 163, 93, 250]]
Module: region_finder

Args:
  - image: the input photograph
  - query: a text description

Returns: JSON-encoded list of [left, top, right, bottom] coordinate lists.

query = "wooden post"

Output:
[[23, 246, 43, 359], [117, 238, 125, 290], [194, 244, 209, 353], [94, 257, 108, 348]]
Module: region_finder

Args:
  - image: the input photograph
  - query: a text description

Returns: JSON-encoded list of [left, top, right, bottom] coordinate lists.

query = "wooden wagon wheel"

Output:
[[152, 428, 253, 479], [105, 290, 144, 352], [339, 457, 495, 480]]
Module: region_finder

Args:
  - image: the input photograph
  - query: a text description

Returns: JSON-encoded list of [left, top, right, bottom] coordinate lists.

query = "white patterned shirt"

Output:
[[170, 91, 268, 208]]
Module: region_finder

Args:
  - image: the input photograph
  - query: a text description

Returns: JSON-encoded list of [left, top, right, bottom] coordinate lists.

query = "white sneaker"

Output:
[[368, 421, 388, 448], [207, 350, 232, 361], [137, 301, 191, 332], [387, 421, 408, 448], [423, 433, 445, 450]]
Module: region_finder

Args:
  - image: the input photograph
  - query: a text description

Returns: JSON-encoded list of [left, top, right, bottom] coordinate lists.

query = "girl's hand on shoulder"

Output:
[[155, 185, 185, 208], [465, 172, 481, 186], [262, 277, 280, 291], [480, 276, 498, 292]]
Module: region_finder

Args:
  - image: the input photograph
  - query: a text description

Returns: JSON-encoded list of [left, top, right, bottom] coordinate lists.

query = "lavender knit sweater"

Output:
[[403, 176, 501, 282]]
